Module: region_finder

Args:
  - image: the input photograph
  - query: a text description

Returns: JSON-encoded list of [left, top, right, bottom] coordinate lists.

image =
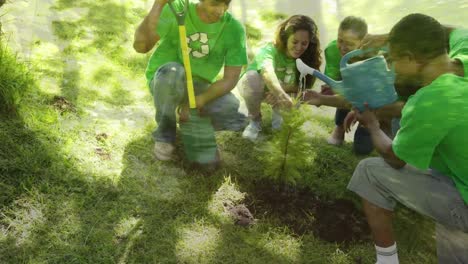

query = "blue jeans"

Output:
[[335, 108, 373, 155], [150, 62, 246, 143]]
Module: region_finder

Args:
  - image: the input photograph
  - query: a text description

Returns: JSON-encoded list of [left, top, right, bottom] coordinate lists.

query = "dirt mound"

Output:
[[245, 181, 370, 244]]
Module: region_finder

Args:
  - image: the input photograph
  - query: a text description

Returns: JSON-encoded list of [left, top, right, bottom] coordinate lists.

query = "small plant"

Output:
[[257, 97, 313, 188], [329, 248, 353, 264]]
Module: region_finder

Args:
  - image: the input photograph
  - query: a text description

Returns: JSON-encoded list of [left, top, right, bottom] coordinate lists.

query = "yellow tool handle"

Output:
[[178, 25, 196, 109]]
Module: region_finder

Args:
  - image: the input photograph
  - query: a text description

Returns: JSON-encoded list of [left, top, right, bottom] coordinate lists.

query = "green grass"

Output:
[[0, 1, 437, 263]]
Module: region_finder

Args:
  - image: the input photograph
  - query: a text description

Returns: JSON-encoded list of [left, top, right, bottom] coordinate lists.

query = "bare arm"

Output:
[[260, 62, 293, 107], [360, 33, 389, 50], [317, 94, 351, 108], [195, 66, 243, 109], [133, 0, 168, 53], [303, 90, 352, 109], [368, 124, 406, 169], [354, 108, 406, 169], [375, 100, 405, 120]]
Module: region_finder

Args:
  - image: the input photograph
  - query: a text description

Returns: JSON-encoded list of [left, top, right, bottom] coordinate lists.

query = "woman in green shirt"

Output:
[[238, 15, 321, 141]]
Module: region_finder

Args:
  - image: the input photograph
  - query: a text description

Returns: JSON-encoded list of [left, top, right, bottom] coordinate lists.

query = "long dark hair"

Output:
[[274, 15, 322, 88]]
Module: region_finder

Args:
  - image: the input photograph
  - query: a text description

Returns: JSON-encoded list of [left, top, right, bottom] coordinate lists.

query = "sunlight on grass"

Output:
[[207, 176, 245, 219], [0, 0, 446, 262], [257, 230, 302, 262], [115, 216, 140, 240], [176, 223, 220, 264], [129, 162, 185, 201], [1, 193, 46, 246]]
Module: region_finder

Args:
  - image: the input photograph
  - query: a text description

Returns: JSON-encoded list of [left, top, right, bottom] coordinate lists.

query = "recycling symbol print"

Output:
[[187, 32, 209, 58], [277, 66, 295, 84]]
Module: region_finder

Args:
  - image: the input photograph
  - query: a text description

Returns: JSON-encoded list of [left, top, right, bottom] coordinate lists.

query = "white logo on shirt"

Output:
[[187, 32, 209, 58], [277, 66, 294, 84]]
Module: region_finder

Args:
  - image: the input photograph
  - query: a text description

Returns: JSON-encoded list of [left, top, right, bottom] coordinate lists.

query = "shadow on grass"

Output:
[[52, 0, 145, 70], [0, 111, 436, 263], [114, 134, 299, 263]]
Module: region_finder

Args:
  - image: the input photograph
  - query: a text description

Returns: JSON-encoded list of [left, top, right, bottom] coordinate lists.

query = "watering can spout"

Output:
[[296, 59, 343, 93]]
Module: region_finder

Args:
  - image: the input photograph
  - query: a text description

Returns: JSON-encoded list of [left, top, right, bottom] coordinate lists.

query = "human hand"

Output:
[[353, 104, 380, 131], [195, 94, 207, 112], [265, 92, 293, 108], [360, 33, 389, 50], [277, 93, 293, 108], [320, 84, 335, 95], [302, 90, 322, 106], [178, 104, 190, 123], [343, 111, 357, 133]]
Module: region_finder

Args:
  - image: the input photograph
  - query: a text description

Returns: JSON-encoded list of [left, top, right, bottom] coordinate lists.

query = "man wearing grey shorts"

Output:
[[348, 14, 468, 264]]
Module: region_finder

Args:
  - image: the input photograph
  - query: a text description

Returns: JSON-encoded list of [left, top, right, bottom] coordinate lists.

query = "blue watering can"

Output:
[[296, 49, 397, 111]]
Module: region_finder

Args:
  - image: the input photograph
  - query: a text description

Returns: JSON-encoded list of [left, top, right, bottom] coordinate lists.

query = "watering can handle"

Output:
[[339, 47, 388, 68]]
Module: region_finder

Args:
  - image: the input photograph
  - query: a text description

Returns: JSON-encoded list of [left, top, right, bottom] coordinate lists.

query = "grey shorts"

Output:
[[348, 157, 468, 263]]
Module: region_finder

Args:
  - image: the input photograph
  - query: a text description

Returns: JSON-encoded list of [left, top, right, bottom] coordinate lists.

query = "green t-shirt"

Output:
[[246, 43, 297, 86], [449, 28, 468, 77], [145, 0, 248, 84], [392, 74, 468, 203], [324, 40, 342, 80], [392, 29, 468, 203]]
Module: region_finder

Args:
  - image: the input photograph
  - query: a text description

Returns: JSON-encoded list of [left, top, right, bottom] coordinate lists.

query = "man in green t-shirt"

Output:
[[133, 0, 248, 161], [357, 27, 468, 134], [348, 14, 468, 264]]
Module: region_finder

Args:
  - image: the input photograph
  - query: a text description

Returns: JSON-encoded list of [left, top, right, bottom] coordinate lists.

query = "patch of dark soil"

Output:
[[52, 96, 76, 114], [245, 180, 371, 244], [224, 203, 255, 227], [95, 147, 111, 160]]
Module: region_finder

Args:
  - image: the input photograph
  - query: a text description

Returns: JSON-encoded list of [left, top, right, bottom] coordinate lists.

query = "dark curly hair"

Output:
[[274, 15, 322, 88]]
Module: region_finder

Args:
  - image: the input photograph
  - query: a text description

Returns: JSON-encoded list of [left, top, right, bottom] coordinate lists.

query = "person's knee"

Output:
[[353, 127, 373, 155], [353, 157, 386, 181], [335, 109, 350, 126], [243, 70, 264, 93], [355, 157, 377, 172], [151, 62, 186, 97], [353, 141, 374, 155], [153, 62, 185, 83]]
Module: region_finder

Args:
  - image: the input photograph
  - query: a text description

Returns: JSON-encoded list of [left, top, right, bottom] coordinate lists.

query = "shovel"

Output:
[[168, 0, 218, 165]]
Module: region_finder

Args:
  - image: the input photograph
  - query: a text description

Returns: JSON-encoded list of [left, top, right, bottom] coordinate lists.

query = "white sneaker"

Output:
[[326, 126, 344, 146], [242, 120, 261, 141], [271, 109, 283, 131], [326, 136, 344, 146], [154, 141, 175, 161]]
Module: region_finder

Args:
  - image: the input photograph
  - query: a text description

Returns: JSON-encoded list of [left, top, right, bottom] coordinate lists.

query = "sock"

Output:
[[375, 243, 399, 264]]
